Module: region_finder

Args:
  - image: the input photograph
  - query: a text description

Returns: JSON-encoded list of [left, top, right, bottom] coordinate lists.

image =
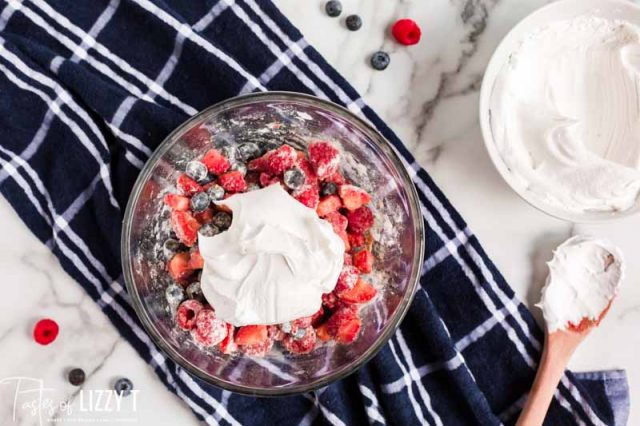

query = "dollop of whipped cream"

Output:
[[490, 16, 640, 214], [198, 184, 344, 326], [538, 236, 624, 332]]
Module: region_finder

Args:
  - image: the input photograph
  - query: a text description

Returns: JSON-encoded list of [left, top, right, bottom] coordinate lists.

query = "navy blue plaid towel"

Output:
[[0, 0, 630, 424]]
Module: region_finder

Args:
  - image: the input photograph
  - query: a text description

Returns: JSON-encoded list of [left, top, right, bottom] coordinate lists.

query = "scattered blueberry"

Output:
[[212, 212, 232, 230], [199, 223, 221, 237], [294, 328, 307, 339], [68, 368, 85, 386], [325, 0, 342, 17], [258, 140, 281, 155], [370, 51, 390, 71], [346, 14, 362, 31], [230, 162, 247, 175], [320, 182, 338, 197], [283, 167, 305, 190], [220, 145, 237, 162], [165, 284, 184, 306], [190, 192, 210, 212], [185, 161, 208, 183], [206, 184, 225, 201], [114, 378, 133, 397], [281, 322, 292, 333], [163, 238, 185, 259], [237, 143, 260, 162], [186, 282, 204, 301]]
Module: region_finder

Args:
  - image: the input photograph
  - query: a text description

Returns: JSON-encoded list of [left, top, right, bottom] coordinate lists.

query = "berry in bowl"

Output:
[[122, 92, 424, 395]]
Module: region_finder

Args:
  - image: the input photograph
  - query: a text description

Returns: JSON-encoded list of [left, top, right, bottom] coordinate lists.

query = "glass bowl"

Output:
[[121, 92, 425, 396]]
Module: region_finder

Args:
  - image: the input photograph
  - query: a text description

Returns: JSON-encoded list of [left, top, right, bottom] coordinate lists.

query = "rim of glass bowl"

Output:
[[121, 91, 425, 396]]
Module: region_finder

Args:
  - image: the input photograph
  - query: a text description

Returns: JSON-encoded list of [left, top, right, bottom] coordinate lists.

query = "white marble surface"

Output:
[[0, 0, 638, 424]]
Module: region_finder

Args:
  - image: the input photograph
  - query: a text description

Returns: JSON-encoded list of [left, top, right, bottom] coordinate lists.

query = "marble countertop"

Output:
[[0, 0, 637, 424]]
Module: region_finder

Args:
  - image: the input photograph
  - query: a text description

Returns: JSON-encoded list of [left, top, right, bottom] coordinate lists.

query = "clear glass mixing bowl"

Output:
[[122, 92, 424, 396]]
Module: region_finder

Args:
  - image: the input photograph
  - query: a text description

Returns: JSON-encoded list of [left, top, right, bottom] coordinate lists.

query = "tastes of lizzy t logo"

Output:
[[0, 376, 140, 424]]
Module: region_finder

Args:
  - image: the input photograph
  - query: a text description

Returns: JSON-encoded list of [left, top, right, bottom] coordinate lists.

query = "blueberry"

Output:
[[163, 238, 185, 260], [220, 145, 237, 162], [206, 184, 225, 201], [346, 14, 362, 31], [258, 140, 281, 155], [185, 161, 208, 183], [165, 284, 184, 306], [230, 162, 247, 175], [325, 0, 342, 17], [281, 322, 292, 333], [283, 168, 305, 190], [190, 192, 210, 212], [68, 368, 85, 386], [370, 51, 390, 71], [294, 328, 307, 339], [320, 182, 338, 197], [237, 143, 260, 162], [199, 223, 221, 237], [114, 378, 133, 397], [212, 212, 232, 230], [186, 282, 204, 302]]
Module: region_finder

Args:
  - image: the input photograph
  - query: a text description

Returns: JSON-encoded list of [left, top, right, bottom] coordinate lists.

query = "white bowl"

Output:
[[479, 0, 640, 223]]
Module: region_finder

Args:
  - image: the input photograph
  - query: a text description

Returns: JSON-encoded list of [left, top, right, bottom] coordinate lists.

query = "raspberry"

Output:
[[264, 145, 297, 175], [33, 318, 59, 345], [348, 232, 366, 248], [192, 309, 228, 347], [335, 265, 359, 295], [296, 158, 318, 185], [293, 185, 320, 209], [176, 300, 204, 330], [347, 206, 374, 233], [308, 141, 340, 180], [283, 327, 317, 354], [392, 19, 422, 46], [202, 149, 231, 175], [219, 171, 247, 193], [259, 172, 279, 187], [177, 174, 203, 197]]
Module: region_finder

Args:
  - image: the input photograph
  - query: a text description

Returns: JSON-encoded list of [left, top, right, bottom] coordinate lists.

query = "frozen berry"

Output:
[[199, 223, 220, 237], [293, 185, 320, 209], [230, 162, 247, 176], [167, 252, 193, 282], [185, 281, 204, 301], [308, 141, 340, 180], [265, 145, 297, 175], [185, 161, 209, 183], [258, 140, 281, 155], [320, 182, 337, 197], [327, 305, 361, 343], [219, 170, 247, 192], [176, 299, 204, 330], [193, 207, 214, 224], [325, 0, 342, 17], [68, 368, 85, 386], [33, 318, 59, 345], [347, 206, 374, 233], [183, 126, 211, 146], [370, 51, 390, 71], [392, 18, 422, 46], [335, 264, 359, 295], [190, 192, 210, 212], [242, 338, 274, 357], [171, 211, 201, 247], [338, 185, 371, 211], [235, 325, 268, 346], [219, 323, 238, 354], [237, 143, 260, 162], [317, 195, 342, 217], [212, 212, 232, 230], [202, 149, 231, 175], [294, 327, 307, 339], [165, 284, 185, 306], [220, 145, 237, 163], [192, 309, 227, 347], [283, 167, 305, 190], [164, 194, 190, 211], [339, 278, 377, 304], [114, 378, 133, 397], [206, 184, 225, 201], [162, 238, 185, 259], [346, 14, 362, 31], [177, 174, 203, 196], [281, 322, 292, 333], [348, 232, 366, 249], [283, 327, 317, 354]]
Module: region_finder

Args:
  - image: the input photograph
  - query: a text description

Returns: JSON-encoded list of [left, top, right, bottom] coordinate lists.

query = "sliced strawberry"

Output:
[[315, 323, 332, 342], [293, 185, 319, 209], [339, 185, 371, 211], [202, 149, 231, 175], [171, 210, 201, 247], [308, 141, 340, 180], [164, 194, 190, 211], [338, 278, 377, 304], [182, 126, 211, 147], [168, 252, 194, 282], [348, 232, 366, 249], [324, 211, 348, 234], [194, 207, 214, 224], [265, 145, 297, 175], [188, 250, 205, 270], [335, 265, 359, 296], [316, 195, 342, 217], [235, 325, 268, 346], [219, 323, 238, 354], [176, 300, 203, 330], [352, 249, 374, 274], [283, 327, 317, 354], [177, 174, 203, 197], [192, 309, 228, 347], [347, 206, 374, 233], [219, 170, 247, 193], [327, 305, 361, 344]]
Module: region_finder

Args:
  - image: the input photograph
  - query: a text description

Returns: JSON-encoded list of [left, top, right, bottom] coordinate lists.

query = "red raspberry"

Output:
[[259, 172, 279, 187], [335, 265, 359, 295], [192, 309, 228, 347], [265, 145, 297, 175], [176, 300, 204, 330], [294, 185, 320, 209], [219, 171, 247, 193], [283, 327, 317, 354], [202, 149, 231, 175], [392, 19, 422, 46], [348, 232, 366, 249], [347, 206, 374, 233], [177, 174, 203, 197], [352, 249, 374, 274], [170, 210, 201, 247], [33, 318, 59, 345], [308, 141, 340, 180]]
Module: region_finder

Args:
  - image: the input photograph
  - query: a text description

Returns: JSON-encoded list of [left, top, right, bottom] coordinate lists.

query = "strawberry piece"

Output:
[[265, 145, 297, 175], [322, 292, 338, 310], [202, 149, 231, 175], [294, 185, 319, 209], [316, 195, 342, 217], [182, 126, 211, 146], [308, 141, 340, 180], [259, 172, 279, 187], [335, 265, 359, 296], [219, 171, 247, 193], [164, 194, 190, 211], [347, 206, 374, 233], [327, 305, 361, 344], [176, 300, 203, 330], [192, 309, 228, 347], [324, 170, 346, 185], [188, 250, 205, 270], [268, 325, 286, 341], [194, 207, 214, 224], [339, 185, 371, 211], [352, 249, 374, 274], [315, 323, 332, 342], [235, 325, 268, 346], [33, 318, 59, 345], [338, 278, 377, 304], [348, 232, 366, 249], [340, 230, 351, 252], [391, 18, 422, 46], [248, 156, 268, 172], [168, 252, 194, 282], [171, 210, 201, 247], [324, 211, 348, 234], [343, 253, 353, 266], [219, 323, 238, 354], [177, 174, 203, 196], [283, 327, 317, 354], [242, 338, 274, 357]]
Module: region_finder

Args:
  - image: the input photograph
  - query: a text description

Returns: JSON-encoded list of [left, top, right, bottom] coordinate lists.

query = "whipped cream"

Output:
[[490, 16, 640, 214], [198, 185, 344, 326], [538, 236, 623, 332]]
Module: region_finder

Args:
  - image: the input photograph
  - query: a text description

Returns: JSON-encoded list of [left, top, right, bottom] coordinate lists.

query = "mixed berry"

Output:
[[162, 129, 379, 357]]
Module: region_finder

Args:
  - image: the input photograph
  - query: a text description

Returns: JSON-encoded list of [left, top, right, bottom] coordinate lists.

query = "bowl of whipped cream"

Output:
[[480, 0, 640, 222]]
